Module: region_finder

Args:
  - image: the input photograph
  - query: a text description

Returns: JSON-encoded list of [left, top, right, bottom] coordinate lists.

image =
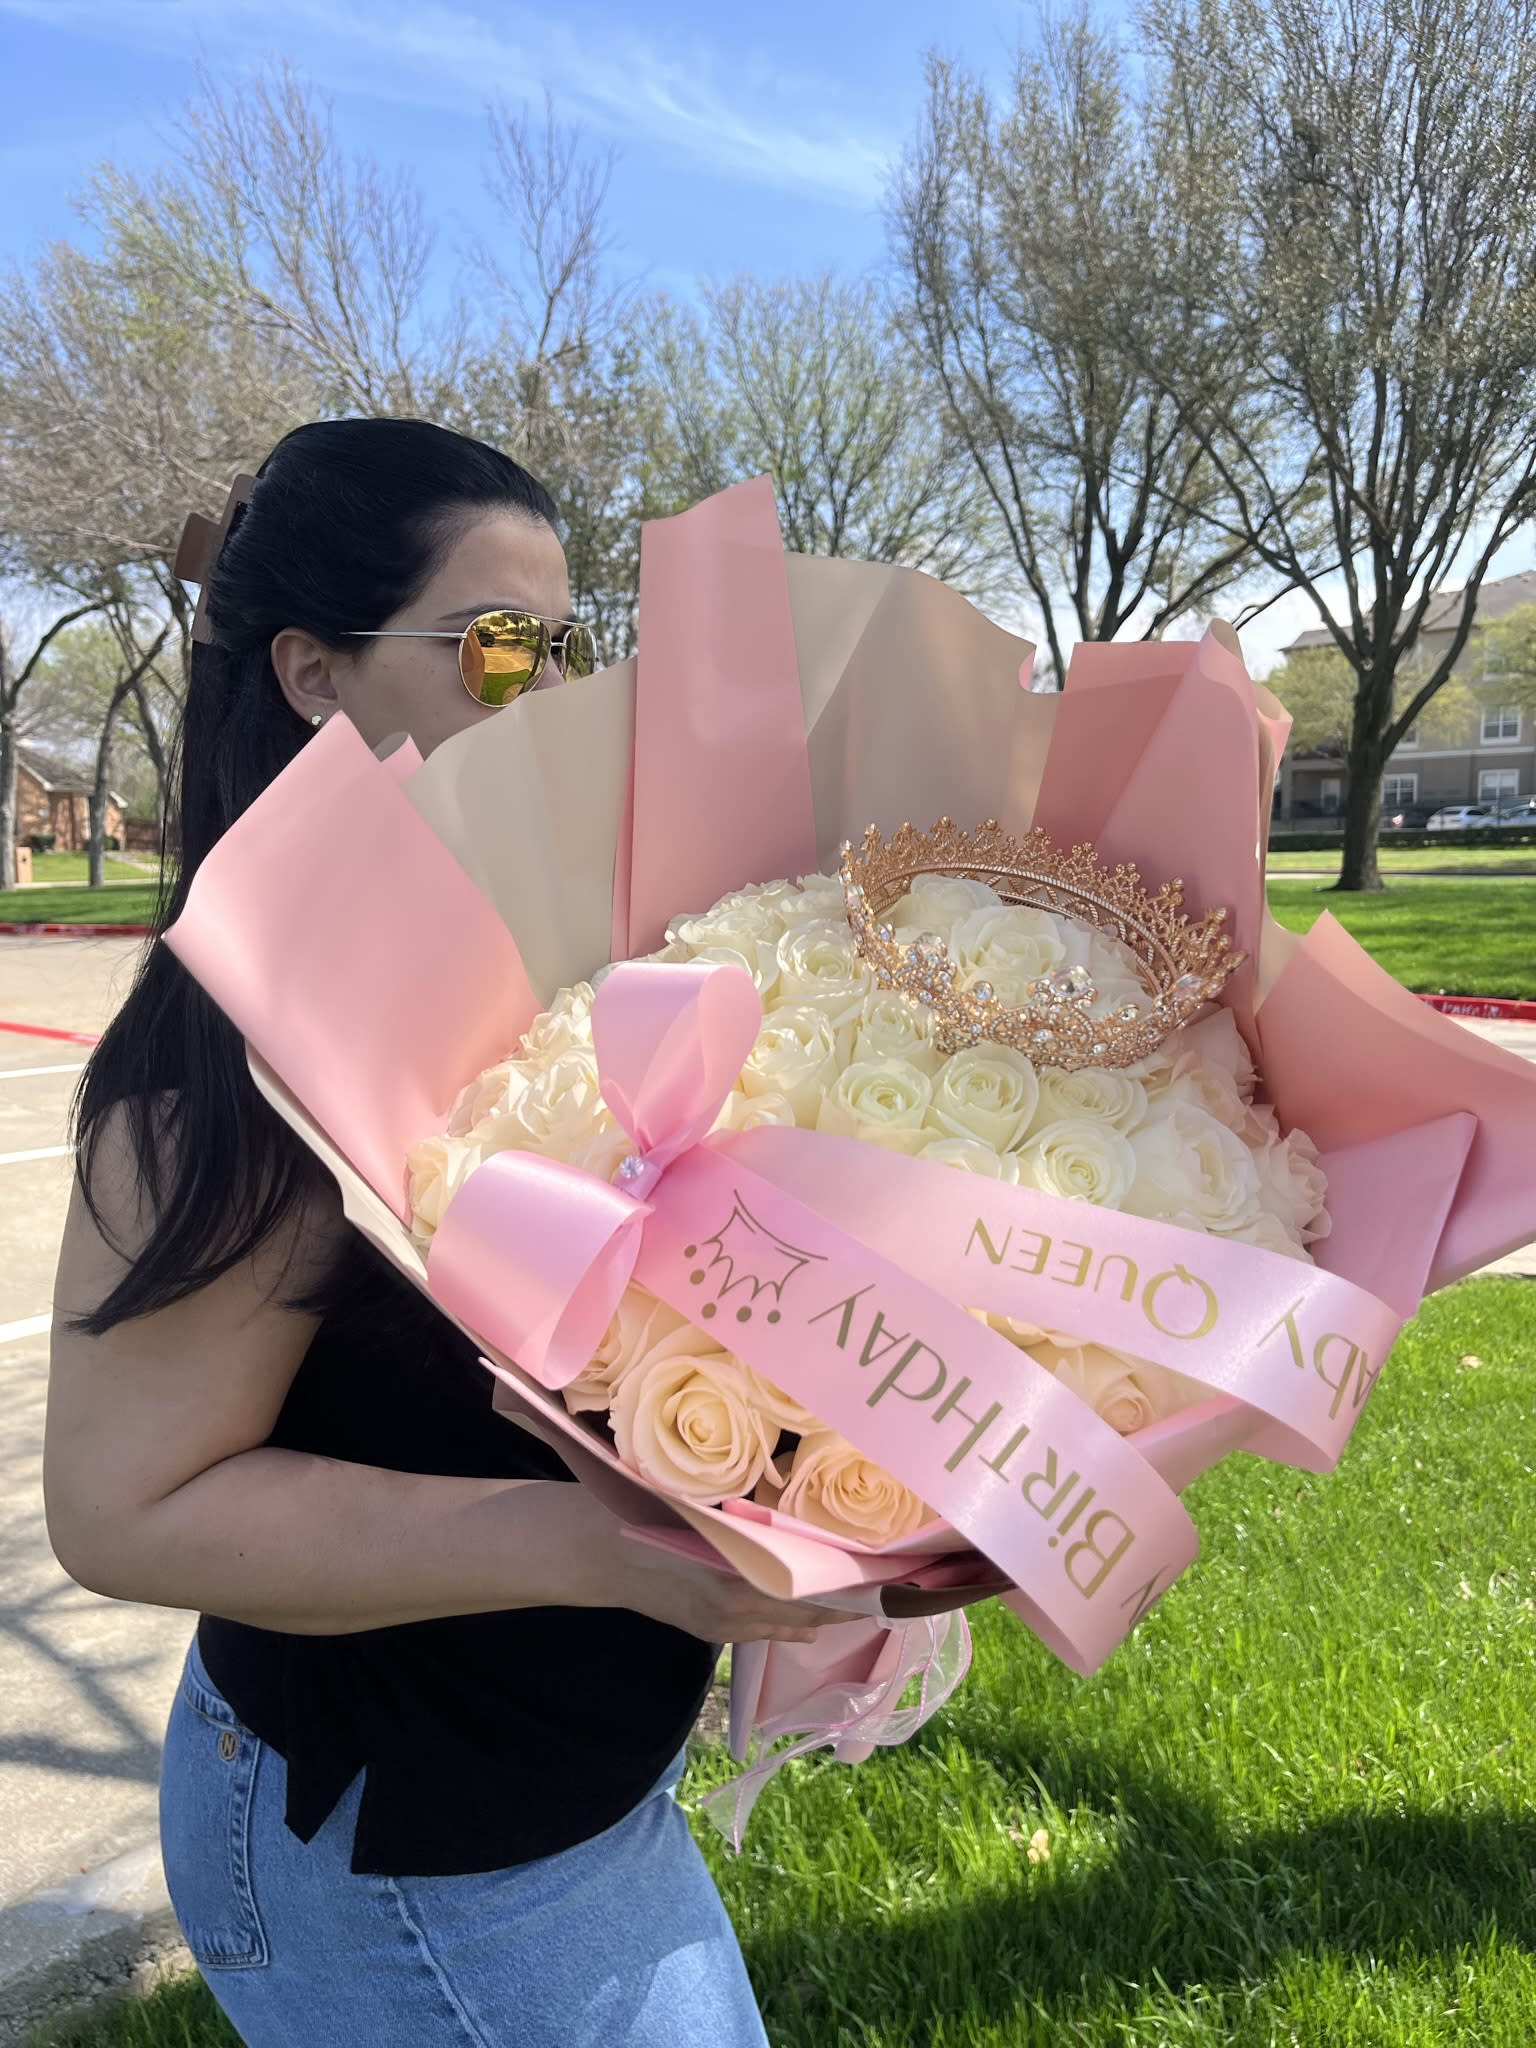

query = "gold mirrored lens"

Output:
[[460, 610, 547, 705]]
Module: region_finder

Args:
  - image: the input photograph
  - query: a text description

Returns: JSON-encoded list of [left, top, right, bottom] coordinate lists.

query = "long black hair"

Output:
[[71, 417, 560, 1336]]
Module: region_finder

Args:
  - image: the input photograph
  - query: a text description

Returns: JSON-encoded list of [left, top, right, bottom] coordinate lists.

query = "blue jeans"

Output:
[[160, 1635, 770, 2046]]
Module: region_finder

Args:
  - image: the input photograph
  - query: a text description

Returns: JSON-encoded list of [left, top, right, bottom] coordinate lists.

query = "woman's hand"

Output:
[[558, 1488, 870, 1644]]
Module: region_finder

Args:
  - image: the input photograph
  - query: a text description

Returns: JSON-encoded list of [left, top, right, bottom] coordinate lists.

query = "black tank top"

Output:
[[198, 1238, 717, 1877]]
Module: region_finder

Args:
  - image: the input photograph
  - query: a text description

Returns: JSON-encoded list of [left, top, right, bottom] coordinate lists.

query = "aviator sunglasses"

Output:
[[347, 608, 599, 706]]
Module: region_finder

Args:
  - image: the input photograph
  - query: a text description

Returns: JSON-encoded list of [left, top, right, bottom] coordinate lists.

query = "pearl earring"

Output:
[[310, 713, 324, 727]]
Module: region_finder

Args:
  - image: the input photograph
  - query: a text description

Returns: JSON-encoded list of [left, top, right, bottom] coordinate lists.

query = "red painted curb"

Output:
[[0, 922, 151, 938], [1417, 993, 1536, 1023], [0, 1019, 102, 1046]]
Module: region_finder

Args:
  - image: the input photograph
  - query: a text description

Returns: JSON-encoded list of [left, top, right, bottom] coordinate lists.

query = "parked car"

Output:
[[1382, 801, 1440, 828], [1492, 797, 1536, 828], [1425, 804, 1499, 831]]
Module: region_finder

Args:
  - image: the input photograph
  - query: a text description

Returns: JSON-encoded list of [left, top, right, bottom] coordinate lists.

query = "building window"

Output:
[[1320, 777, 1342, 816], [1396, 722, 1419, 749], [1382, 774, 1418, 807], [1481, 705, 1521, 743], [1479, 768, 1519, 802]]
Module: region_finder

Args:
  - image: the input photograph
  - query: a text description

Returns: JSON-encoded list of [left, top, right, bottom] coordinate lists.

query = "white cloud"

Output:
[[0, 0, 894, 207]]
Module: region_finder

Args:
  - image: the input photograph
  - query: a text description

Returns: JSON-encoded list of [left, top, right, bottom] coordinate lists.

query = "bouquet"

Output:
[[408, 854, 1332, 1546], [165, 476, 1536, 1841]]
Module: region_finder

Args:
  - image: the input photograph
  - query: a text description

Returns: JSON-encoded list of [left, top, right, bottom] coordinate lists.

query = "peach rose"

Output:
[[610, 1346, 779, 1505], [777, 1429, 933, 1546]]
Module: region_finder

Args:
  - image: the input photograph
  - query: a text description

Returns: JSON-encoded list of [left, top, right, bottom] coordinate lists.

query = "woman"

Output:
[[44, 417, 856, 2046]]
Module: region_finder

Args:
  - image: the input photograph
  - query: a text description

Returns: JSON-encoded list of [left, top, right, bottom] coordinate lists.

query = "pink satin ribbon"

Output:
[[696, 1611, 973, 1849], [715, 1126, 1404, 1472], [428, 962, 1405, 1686]]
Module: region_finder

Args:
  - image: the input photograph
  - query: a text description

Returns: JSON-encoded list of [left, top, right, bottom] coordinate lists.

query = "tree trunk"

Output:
[[0, 704, 17, 895], [0, 620, 17, 894], [1335, 668, 1393, 892], [89, 677, 134, 888]]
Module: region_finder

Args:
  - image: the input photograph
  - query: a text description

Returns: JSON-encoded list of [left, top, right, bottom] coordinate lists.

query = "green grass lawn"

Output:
[[1265, 876, 1536, 997], [42, 1277, 1536, 2048], [0, 883, 159, 926], [1267, 845, 1536, 875], [27, 852, 158, 886]]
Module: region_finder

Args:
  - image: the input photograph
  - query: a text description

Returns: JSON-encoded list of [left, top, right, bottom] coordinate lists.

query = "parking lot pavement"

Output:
[[0, 938, 191, 2028]]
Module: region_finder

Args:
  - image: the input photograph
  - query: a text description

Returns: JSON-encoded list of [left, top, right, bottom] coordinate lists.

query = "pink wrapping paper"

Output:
[[163, 475, 1536, 1824]]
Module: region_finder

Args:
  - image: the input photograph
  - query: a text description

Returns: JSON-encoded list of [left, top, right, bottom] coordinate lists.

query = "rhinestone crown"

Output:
[[839, 819, 1246, 1070]]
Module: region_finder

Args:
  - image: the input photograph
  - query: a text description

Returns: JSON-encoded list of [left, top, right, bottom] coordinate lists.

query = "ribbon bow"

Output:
[[428, 960, 763, 1387]]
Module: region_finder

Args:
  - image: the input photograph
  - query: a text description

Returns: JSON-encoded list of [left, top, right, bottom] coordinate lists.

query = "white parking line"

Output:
[[0, 1145, 74, 1166], [0, 1062, 87, 1080], [0, 1312, 52, 1345]]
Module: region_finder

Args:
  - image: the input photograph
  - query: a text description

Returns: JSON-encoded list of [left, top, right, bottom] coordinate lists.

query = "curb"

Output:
[[1417, 994, 1536, 1023], [0, 1023, 102, 1047], [0, 926, 151, 940], [0, 1846, 190, 2047]]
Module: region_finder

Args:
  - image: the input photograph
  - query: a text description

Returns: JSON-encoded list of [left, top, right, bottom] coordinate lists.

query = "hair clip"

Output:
[[173, 473, 257, 645]]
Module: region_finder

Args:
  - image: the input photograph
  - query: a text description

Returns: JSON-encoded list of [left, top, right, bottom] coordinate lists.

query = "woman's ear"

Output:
[[270, 628, 344, 726]]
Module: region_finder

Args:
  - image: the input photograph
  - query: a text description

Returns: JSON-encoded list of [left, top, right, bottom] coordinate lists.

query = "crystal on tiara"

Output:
[[838, 819, 1246, 1070]]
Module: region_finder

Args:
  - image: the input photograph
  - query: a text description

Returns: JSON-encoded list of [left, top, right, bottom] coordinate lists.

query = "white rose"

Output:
[[690, 941, 781, 1002], [921, 1135, 1022, 1181], [562, 1286, 720, 1415], [1055, 924, 1148, 1015], [738, 1363, 821, 1436], [854, 989, 940, 1075], [498, 1046, 615, 1159], [767, 874, 849, 928], [667, 897, 779, 956], [816, 1057, 934, 1154], [1176, 1008, 1258, 1100], [406, 1133, 484, 1238], [448, 1058, 532, 1137], [1031, 1336, 1206, 1435], [927, 1044, 1040, 1151], [1216, 1209, 1310, 1261], [773, 920, 870, 1028], [1016, 1116, 1137, 1208], [1125, 1103, 1262, 1231], [887, 875, 1000, 928], [610, 1346, 779, 1505], [1253, 1125, 1331, 1245], [777, 1429, 932, 1546], [948, 904, 1067, 998], [710, 1088, 799, 1136], [741, 1006, 841, 1124], [519, 982, 597, 1063], [562, 1121, 638, 1184], [1030, 1066, 1148, 1136], [1147, 1060, 1250, 1136]]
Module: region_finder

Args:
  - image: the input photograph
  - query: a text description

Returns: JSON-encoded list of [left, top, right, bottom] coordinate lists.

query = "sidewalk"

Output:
[[0, 935, 1532, 2039], [0, 938, 193, 2043]]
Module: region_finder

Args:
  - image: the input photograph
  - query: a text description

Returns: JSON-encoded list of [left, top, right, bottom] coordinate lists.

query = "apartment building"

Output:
[[1275, 569, 1536, 823]]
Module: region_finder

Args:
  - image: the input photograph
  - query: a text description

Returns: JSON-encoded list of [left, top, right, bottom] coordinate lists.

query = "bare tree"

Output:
[[84, 611, 172, 886], [891, 20, 1265, 681], [0, 601, 103, 890], [449, 100, 661, 658], [1133, 0, 1536, 888], [648, 274, 993, 587], [90, 64, 469, 420]]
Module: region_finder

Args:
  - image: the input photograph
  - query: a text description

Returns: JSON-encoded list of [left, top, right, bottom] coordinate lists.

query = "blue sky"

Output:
[[0, 0, 1029, 293], [1, 0, 1531, 669]]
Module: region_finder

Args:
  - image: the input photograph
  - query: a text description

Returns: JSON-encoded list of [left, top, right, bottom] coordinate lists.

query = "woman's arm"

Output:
[[44, 1110, 855, 1644]]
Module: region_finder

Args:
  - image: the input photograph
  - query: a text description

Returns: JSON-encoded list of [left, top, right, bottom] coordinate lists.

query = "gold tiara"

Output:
[[839, 819, 1246, 1070]]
